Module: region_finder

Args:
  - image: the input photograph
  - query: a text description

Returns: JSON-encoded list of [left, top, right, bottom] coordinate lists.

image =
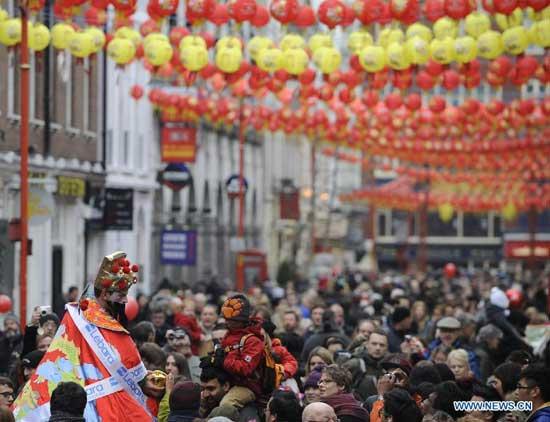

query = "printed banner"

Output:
[[161, 122, 197, 163]]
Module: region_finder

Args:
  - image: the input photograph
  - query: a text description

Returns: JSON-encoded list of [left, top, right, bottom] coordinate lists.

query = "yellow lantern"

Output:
[[502, 26, 529, 55], [215, 46, 243, 73], [433, 17, 458, 40], [502, 202, 517, 222], [29, 23, 50, 52], [348, 30, 373, 55], [430, 37, 455, 64], [247, 36, 273, 61], [216, 35, 242, 50], [477, 30, 504, 59], [180, 44, 209, 71], [541, 6, 550, 20], [0, 8, 8, 22], [107, 37, 136, 65], [257, 47, 283, 72], [406, 23, 432, 42], [386, 42, 410, 70], [308, 33, 332, 53], [50, 22, 75, 50], [179, 35, 207, 50], [530, 19, 550, 47], [0, 18, 22, 47], [115, 26, 142, 47], [85, 26, 106, 53], [495, 8, 523, 30], [405, 36, 429, 65], [358, 45, 386, 72], [143, 33, 169, 48], [378, 27, 404, 47], [282, 48, 308, 75], [313, 46, 341, 74], [454, 36, 477, 63], [280, 34, 305, 51], [69, 32, 95, 58], [464, 12, 491, 38], [438, 203, 454, 223], [145, 40, 173, 66]]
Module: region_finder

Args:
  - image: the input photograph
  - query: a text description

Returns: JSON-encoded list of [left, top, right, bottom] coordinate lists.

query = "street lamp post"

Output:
[[19, 1, 30, 329]]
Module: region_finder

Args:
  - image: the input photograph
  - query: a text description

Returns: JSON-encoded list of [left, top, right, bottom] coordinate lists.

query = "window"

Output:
[[377, 210, 386, 236], [463, 213, 489, 237], [84, 57, 98, 133], [136, 133, 144, 170], [391, 210, 410, 242], [122, 130, 130, 167], [427, 211, 458, 236], [493, 215, 502, 237], [50, 50, 62, 124], [32, 54, 45, 121], [68, 57, 84, 129], [106, 129, 113, 166], [10, 50, 21, 116]]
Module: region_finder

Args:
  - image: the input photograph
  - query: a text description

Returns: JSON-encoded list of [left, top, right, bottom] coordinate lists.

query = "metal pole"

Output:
[[19, 2, 30, 329], [238, 102, 245, 238]]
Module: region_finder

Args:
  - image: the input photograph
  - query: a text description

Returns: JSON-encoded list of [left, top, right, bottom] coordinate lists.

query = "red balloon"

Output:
[[125, 296, 139, 321], [443, 262, 457, 278], [506, 289, 523, 308], [0, 295, 13, 313]]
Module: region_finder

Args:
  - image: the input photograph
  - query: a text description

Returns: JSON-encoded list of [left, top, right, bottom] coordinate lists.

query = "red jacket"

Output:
[[221, 319, 265, 398], [271, 338, 298, 379], [173, 313, 202, 355]]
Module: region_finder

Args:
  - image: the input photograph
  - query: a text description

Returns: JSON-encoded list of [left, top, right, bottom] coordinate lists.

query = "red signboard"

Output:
[[504, 241, 550, 260], [161, 122, 197, 163]]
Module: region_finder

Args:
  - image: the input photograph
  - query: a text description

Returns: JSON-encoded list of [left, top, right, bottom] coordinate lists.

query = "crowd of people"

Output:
[[1, 268, 549, 422]]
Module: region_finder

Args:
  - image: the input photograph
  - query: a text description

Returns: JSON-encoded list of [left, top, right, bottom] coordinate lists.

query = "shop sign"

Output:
[[160, 230, 197, 266]]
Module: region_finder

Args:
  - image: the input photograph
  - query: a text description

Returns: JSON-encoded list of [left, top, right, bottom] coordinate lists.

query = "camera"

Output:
[[39, 306, 52, 317]]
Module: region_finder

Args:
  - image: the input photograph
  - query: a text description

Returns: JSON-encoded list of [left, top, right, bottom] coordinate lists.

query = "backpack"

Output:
[[239, 333, 285, 395]]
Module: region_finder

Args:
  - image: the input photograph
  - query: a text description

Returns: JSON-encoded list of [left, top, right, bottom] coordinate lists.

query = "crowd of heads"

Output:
[[0, 268, 549, 422]]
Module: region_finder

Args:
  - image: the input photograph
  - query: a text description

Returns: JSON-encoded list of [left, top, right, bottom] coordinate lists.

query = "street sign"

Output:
[[160, 230, 197, 266], [226, 174, 248, 199], [161, 122, 197, 163], [160, 163, 192, 191], [103, 188, 133, 231]]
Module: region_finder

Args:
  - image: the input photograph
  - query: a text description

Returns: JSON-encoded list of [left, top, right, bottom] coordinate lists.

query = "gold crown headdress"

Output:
[[93, 251, 138, 292]]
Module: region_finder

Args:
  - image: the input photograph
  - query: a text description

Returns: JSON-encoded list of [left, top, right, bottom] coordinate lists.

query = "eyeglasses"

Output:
[[385, 371, 406, 381], [318, 378, 335, 385], [0, 392, 14, 398], [166, 334, 186, 341], [516, 383, 534, 390]]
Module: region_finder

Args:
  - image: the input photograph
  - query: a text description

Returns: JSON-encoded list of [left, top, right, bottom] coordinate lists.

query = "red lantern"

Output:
[[486, 100, 505, 115], [125, 296, 139, 321], [461, 98, 480, 114], [294, 5, 316, 26], [516, 56, 539, 80], [149, 0, 178, 17], [517, 99, 535, 116], [228, 0, 257, 22], [423, 0, 445, 21], [443, 262, 457, 278], [208, 3, 230, 25], [299, 68, 316, 84], [186, 0, 216, 19], [493, 0, 517, 14], [169, 27, 190, 47], [200, 31, 215, 48], [527, 0, 547, 11], [481, 0, 495, 12], [130, 85, 144, 100], [353, 0, 384, 24], [405, 93, 422, 111], [251, 5, 270, 26], [425, 60, 444, 77], [140, 19, 160, 36], [270, 0, 300, 24], [342, 4, 356, 26], [390, 0, 418, 21], [442, 70, 460, 90], [0, 295, 12, 313], [362, 90, 379, 107], [489, 56, 512, 78], [385, 92, 403, 110], [416, 70, 436, 90], [429, 95, 446, 113], [444, 0, 472, 19], [318, 0, 347, 28], [91, 0, 110, 8]]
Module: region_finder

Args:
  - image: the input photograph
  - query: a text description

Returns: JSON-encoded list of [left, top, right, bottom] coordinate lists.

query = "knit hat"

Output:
[[169, 381, 201, 412], [208, 405, 240, 421], [262, 319, 277, 337], [4, 313, 19, 325], [490, 287, 509, 309], [304, 366, 324, 390], [392, 307, 411, 324], [221, 294, 251, 321], [22, 350, 45, 369], [381, 354, 412, 376]]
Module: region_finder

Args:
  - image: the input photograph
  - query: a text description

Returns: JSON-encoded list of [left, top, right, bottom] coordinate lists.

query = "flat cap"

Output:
[[436, 317, 461, 330]]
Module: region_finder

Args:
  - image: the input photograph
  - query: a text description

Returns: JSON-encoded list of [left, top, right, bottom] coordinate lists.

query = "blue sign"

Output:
[[226, 174, 248, 196], [160, 164, 192, 191], [160, 230, 197, 266]]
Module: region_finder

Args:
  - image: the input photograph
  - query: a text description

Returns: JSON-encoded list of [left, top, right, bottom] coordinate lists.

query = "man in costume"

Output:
[[12, 251, 164, 421]]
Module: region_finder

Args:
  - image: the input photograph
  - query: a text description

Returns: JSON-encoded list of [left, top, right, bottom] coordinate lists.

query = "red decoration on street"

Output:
[[229, 0, 258, 22], [506, 289, 523, 308], [444, 262, 457, 278], [270, 0, 300, 24], [125, 296, 139, 321], [0, 295, 12, 313], [294, 5, 316, 26], [130, 85, 144, 100], [251, 5, 270, 26]]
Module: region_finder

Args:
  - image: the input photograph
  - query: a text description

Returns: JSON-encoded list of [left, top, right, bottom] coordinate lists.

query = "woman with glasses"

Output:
[[318, 365, 368, 422]]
